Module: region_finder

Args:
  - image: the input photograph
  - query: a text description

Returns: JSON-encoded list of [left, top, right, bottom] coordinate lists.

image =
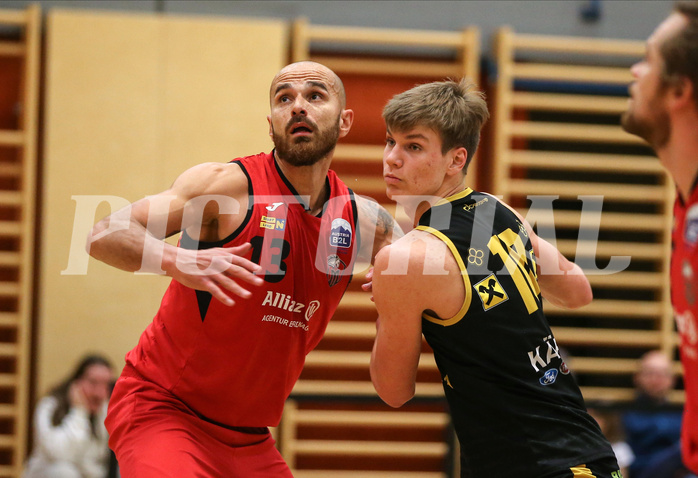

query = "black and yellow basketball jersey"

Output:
[[417, 188, 616, 478]]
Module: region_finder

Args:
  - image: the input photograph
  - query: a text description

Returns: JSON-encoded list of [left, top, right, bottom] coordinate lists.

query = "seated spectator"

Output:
[[622, 350, 694, 478], [23, 354, 115, 478]]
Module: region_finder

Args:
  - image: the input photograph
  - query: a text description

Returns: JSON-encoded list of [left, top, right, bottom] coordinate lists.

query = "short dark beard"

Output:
[[272, 115, 341, 166], [621, 81, 672, 150], [621, 107, 671, 150]]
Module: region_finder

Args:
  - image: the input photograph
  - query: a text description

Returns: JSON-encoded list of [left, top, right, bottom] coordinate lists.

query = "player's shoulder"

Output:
[[184, 160, 244, 179], [174, 161, 248, 197], [478, 192, 520, 219], [375, 229, 447, 275]]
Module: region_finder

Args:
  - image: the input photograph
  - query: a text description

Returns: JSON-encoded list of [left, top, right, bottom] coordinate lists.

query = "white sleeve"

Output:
[[612, 441, 635, 468], [33, 396, 92, 462]]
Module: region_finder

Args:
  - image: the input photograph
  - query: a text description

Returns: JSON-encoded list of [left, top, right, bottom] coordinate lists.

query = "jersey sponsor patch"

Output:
[[685, 204, 698, 245], [330, 218, 352, 248], [560, 360, 571, 375], [474, 274, 508, 310], [305, 300, 320, 321], [467, 247, 485, 267], [539, 368, 558, 386], [260, 215, 286, 230], [462, 196, 488, 212]]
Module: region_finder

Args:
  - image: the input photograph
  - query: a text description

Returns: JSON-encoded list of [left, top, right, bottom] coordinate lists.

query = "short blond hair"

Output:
[[382, 78, 489, 172]]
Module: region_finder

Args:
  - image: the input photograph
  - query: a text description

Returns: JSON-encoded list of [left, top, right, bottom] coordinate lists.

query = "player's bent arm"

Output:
[[525, 224, 593, 309], [354, 195, 404, 264], [87, 162, 261, 305], [497, 196, 593, 310], [88, 162, 229, 271], [369, 243, 424, 408], [87, 192, 182, 274]]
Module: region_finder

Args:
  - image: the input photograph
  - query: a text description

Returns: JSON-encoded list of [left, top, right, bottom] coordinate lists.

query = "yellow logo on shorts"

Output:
[[570, 465, 596, 477], [474, 274, 508, 310]]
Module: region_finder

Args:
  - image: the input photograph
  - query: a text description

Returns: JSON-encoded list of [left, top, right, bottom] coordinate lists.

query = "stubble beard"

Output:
[[622, 108, 671, 150], [272, 116, 341, 167], [621, 87, 671, 150]]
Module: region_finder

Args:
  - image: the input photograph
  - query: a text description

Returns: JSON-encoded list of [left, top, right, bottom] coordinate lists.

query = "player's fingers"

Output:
[[228, 254, 263, 276], [225, 242, 253, 254], [215, 245, 262, 275], [214, 271, 255, 299], [223, 260, 264, 286], [202, 278, 236, 307]]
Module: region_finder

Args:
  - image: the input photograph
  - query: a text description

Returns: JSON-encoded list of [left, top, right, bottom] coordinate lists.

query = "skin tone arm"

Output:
[[354, 195, 404, 264], [524, 221, 592, 309], [370, 232, 461, 407], [86, 162, 263, 306]]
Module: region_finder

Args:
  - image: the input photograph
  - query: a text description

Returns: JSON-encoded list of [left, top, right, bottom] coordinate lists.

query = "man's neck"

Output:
[[657, 123, 698, 202], [413, 178, 469, 226], [274, 152, 332, 214]]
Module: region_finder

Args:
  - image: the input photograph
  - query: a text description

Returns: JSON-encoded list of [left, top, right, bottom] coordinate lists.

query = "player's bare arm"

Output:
[[354, 195, 404, 264], [524, 226, 592, 310], [370, 231, 462, 408], [87, 162, 262, 306]]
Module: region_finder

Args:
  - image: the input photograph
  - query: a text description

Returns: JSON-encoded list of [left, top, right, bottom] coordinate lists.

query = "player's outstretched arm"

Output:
[[86, 162, 262, 306]]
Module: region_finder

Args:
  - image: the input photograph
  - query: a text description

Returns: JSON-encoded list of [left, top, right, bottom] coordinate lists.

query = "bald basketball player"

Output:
[[87, 61, 401, 477]]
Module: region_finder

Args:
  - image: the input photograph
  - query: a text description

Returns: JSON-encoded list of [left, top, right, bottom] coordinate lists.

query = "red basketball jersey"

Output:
[[671, 185, 698, 473], [125, 151, 358, 427]]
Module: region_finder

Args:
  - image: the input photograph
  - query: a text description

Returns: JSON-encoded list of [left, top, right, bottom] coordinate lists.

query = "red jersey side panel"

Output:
[[671, 188, 698, 473], [124, 152, 358, 427]]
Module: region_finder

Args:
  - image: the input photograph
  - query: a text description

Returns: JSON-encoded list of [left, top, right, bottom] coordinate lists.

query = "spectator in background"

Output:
[[23, 354, 114, 478], [622, 350, 692, 478]]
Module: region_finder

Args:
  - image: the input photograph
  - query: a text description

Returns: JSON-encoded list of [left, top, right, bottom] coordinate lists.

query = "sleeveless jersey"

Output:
[[671, 184, 698, 473], [417, 188, 616, 478], [124, 151, 358, 427]]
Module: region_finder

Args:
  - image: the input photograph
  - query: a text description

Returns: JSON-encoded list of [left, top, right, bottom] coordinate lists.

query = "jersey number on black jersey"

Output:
[[487, 228, 541, 314]]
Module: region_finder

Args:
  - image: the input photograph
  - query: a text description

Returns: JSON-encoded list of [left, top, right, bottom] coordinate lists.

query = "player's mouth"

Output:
[[384, 173, 401, 185], [289, 122, 314, 137]]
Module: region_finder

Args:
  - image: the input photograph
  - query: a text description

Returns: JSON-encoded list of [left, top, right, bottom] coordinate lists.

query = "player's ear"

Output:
[[448, 147, 468, 175], [267, 115, 273, 137], [338, 109, 354, 138], [669, 76, 694, 111]]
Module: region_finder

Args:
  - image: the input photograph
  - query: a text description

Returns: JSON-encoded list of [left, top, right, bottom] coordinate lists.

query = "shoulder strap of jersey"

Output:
[[415, 225, 472, 326]]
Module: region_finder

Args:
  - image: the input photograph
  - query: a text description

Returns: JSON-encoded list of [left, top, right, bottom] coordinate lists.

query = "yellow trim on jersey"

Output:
[[416, 225, 472, 326], [570, 465, 597, 477], [432, 187, 473, 207]]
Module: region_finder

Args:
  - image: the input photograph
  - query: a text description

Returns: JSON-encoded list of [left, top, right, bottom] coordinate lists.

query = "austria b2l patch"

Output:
[[329, 218, 352, 249]]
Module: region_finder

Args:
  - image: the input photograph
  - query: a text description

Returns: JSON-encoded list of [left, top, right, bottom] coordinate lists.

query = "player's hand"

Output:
[[361, 267, 375, 302], [168, 243, 263, 306]]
